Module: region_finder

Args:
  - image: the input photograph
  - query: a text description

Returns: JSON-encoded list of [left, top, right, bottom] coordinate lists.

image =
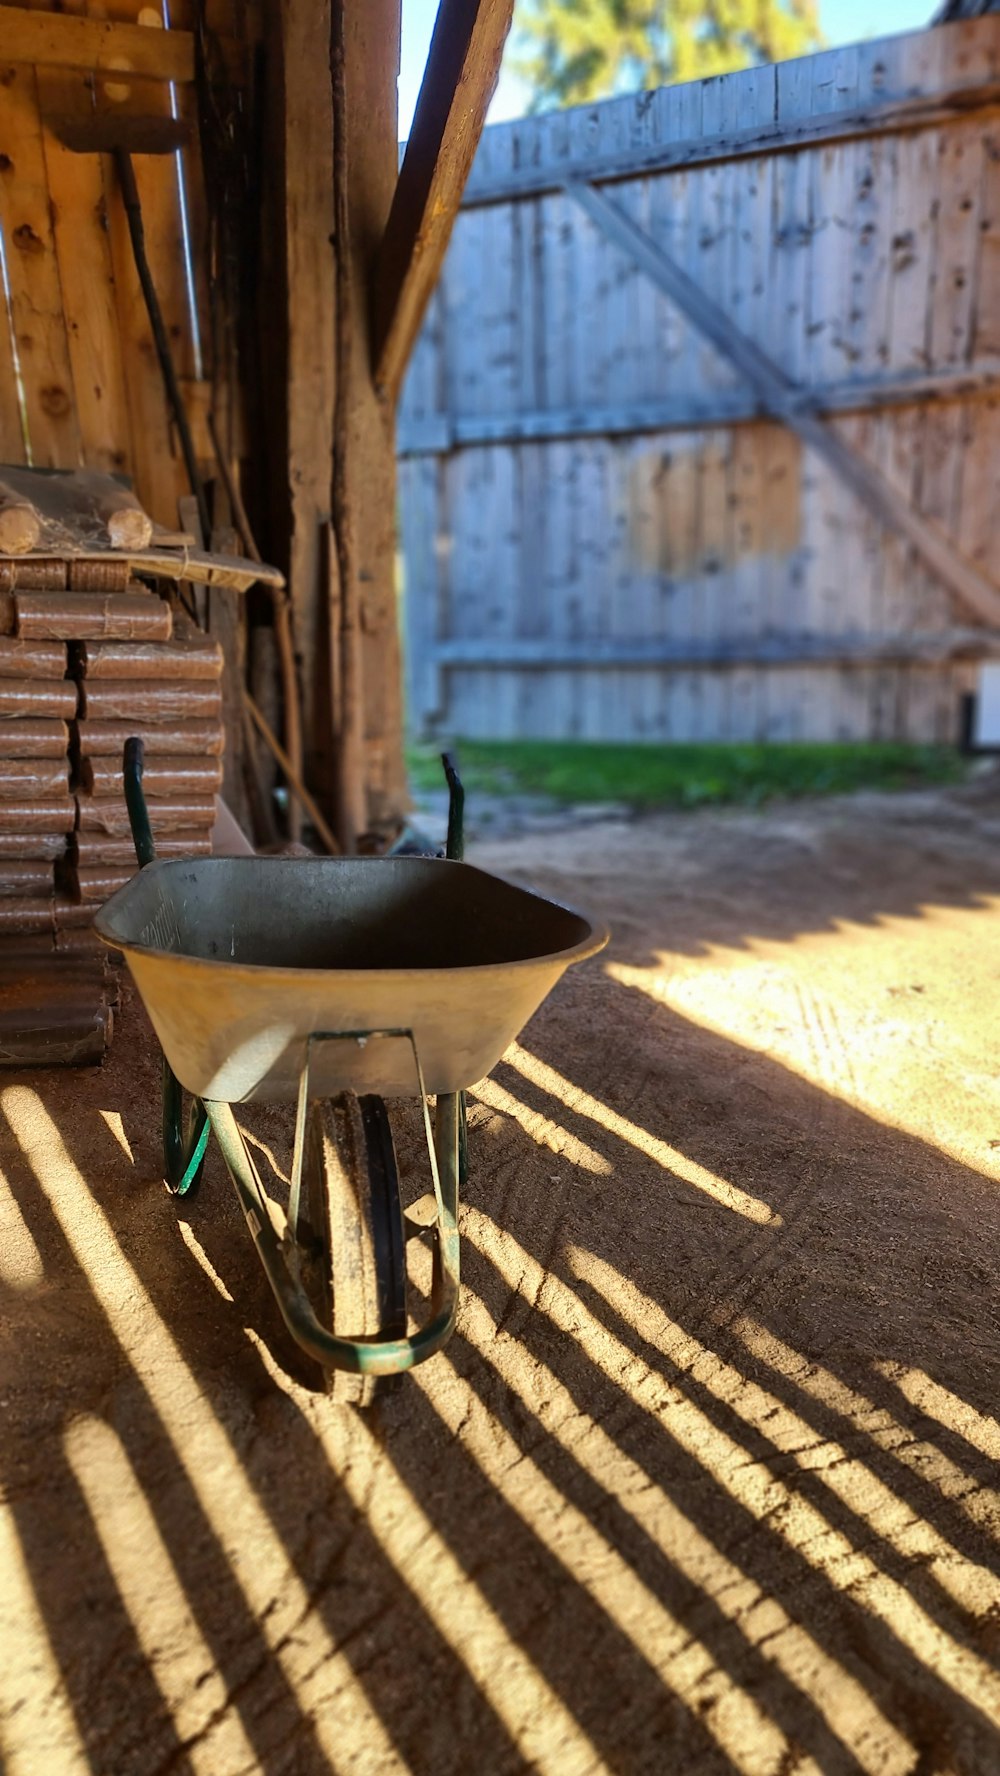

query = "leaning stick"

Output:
[[243, 691, 340, 856], [208, 412, 305, 846]]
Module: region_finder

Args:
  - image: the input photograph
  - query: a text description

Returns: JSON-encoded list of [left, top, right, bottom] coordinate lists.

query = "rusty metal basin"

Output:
[[94, 856, 608, 1102]]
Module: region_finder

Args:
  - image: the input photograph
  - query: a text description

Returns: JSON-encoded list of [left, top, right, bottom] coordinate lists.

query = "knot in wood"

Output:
[[13, 224, 43, 256], [39, 386, 71, 418]]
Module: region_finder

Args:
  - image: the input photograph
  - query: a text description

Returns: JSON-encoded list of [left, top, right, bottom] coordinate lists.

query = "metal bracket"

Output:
[[205, 1026, 461, 1378]]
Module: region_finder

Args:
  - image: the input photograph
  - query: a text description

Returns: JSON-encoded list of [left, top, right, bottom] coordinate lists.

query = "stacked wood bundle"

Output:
[[0, 632, 75, 935], [0, 559, 124, 1062], [69, 616, 225, 905], [0, 936, 118, 1067], [0, 557, 220, 1062], [0, 468, 277, 1065]]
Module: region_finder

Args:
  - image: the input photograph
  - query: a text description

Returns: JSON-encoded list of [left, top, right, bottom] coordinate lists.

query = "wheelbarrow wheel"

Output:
[[302, 1091, 407, 1406]]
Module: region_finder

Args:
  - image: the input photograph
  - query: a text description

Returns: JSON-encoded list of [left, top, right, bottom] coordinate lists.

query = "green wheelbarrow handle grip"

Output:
[[124, 736, 156, 870]]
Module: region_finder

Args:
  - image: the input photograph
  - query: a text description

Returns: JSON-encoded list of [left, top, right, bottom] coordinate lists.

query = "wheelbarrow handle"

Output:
[[122, 736, 209, 1197], [440, 751, 468, 1183], [124, 736, 156, 870], [442, 751, 465, 862]]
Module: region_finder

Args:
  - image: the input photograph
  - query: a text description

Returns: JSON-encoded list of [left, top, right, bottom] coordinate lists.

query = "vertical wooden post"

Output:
[[267, 0, 337, 807], [260, 0, 405, 848], [340, 0, 406, 842]]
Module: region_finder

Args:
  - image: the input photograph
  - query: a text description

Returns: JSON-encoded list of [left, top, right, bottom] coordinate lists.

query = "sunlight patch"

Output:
[[98, 1110, 134, 1163], [607, 897, 1000, 1183], [505, 1041, 779, 1222]]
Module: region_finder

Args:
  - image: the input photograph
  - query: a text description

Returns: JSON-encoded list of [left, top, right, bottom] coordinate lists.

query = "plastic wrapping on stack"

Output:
[[0, 633, 76, 937], [0, 936, 118, 1066], [0, 560, 179, 942], [14, 580, 172, 642], [69, 615, 224, 905], [0, 559, 214, 1063]]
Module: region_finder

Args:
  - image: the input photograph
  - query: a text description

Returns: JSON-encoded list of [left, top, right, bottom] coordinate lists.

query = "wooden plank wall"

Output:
[[398, 17, 1000, 743], [0, 0, 219, 527]]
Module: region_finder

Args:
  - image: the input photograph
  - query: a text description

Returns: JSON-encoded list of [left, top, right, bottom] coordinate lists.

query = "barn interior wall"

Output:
[[0, 0, 407, 838], [0, 3, 216, 518]]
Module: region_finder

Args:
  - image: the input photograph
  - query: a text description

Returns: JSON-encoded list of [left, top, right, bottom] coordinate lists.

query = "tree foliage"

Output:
[[512, 0, 825, 110]]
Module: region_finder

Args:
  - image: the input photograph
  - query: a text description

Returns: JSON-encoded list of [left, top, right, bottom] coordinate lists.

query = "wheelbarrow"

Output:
[[94, 740, 608, 1402]]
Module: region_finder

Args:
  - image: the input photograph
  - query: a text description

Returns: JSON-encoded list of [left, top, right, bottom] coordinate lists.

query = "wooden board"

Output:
[[32, 63, 133, 477], [373, 0, 514, 402], [0, 8, 201, 82], [345, 0, 407, 828], [273, 0, 335, 800], [0, 61, 82, 467]]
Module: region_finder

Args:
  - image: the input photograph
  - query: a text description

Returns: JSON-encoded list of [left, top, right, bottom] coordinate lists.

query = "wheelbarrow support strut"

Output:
[[207, 1067, 461, 1376]]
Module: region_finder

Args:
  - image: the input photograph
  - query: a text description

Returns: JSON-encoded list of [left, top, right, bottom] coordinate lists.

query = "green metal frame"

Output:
[[441, 751, 469, 1186], [442, 750, 465, 862], [124, 737, 208, 1196], [207, 1038, 460, 1376]]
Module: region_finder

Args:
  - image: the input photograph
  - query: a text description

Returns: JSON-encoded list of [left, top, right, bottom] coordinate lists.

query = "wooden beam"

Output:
[[569, 179, 1000, 632], [268, 0, 336, 808], [373, 0, 514, 404], [462, 76, 1000, 209], [0, 7, 205, 82], [341, 0, 408, 838], [429, 630, 1000, 668], [397, 360, 1000, 454]]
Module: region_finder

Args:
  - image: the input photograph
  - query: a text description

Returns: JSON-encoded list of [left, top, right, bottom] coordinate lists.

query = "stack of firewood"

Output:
[[0, 561, 119, 1064], [69, 613, 225, 905], [0, 629, 77, 936], [0, 467, 277, 1067], [0, 555, 218, 927], [0, 558, 224, 1063]]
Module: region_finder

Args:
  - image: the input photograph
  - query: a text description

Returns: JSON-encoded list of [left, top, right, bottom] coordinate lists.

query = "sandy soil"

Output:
[[3, 778, 1000, 1775]]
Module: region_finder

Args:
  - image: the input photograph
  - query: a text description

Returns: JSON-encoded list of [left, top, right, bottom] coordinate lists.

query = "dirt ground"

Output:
[[3, 776, 1000, 1775]]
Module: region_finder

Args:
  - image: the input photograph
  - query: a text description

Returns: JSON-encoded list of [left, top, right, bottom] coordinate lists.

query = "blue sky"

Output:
[[398, 0, 937, 136]]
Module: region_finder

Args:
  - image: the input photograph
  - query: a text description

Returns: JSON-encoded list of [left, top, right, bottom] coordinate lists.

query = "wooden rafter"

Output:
[[373, 0, 514, 405]]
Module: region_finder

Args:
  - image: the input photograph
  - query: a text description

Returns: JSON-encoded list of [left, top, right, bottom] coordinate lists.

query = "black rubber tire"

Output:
[[301, 1091, 406, 1406]]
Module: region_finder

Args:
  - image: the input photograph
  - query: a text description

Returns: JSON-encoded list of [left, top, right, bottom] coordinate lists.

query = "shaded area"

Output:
[[2, 779, 1000, 1773]]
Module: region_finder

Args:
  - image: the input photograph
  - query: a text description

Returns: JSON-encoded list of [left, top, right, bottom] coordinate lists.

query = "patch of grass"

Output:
[[407, 741, 967, 811]]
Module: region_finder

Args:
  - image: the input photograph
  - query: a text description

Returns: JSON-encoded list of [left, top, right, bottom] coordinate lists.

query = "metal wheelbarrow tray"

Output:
[[96, 821, 607, 1403], [95, 855, 604, 1102]]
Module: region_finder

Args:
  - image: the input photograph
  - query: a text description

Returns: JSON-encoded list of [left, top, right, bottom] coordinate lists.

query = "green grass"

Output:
[[407, 741, 967, 812]]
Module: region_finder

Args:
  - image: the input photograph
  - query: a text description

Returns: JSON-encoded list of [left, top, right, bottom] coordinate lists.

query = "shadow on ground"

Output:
[[2, 782, 1000, 1774]]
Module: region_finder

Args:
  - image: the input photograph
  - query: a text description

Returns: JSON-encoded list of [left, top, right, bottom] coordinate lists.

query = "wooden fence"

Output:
[[398, 16, 1000, 743]]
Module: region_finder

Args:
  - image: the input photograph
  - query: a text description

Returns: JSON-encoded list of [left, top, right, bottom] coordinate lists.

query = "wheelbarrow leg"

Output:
[[204, 1076, 460, 1390], [124, 736, 210, 1197], [296, 1088, 407, 1405], [162, 1064, 210, 1197]]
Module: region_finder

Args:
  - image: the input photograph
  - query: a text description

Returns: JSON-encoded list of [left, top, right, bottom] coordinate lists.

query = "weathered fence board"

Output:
[[399, 16, 1000, 742]]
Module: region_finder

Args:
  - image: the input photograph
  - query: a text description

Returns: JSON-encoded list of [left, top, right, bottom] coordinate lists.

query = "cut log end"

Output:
[[0, 505, 42, 556], [106, 508, 154, 551]]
